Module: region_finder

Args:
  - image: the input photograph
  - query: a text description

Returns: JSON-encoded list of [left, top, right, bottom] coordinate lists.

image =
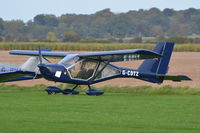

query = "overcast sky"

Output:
[[1, 0, 199, 22]]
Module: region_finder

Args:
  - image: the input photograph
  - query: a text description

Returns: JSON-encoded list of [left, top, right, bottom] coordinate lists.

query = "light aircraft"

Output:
[[0, 42, 191, 95]]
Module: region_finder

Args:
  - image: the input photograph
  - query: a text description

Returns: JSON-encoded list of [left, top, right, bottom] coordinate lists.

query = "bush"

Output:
[[188, 38, 200, 43], [80, 37, 113, 43], [46, 32, 58, 42], [0, 36, 4, 42], [129, 37, 142, 43], [62, 32, 80, 42], [165, 37, 189, 44]]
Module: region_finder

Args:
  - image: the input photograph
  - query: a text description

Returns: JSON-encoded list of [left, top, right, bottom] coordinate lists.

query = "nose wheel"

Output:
[[45, 85, 79, 95]]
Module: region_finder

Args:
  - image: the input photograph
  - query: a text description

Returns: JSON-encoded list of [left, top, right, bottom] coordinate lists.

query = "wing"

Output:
[[78, 49, 163, 62], [9, 50, 72, 58], [0, 71, 40, 82]]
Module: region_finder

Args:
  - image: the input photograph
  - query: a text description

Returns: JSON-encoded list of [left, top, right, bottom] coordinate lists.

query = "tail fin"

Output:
[[137, 42, 191, 83], [138, 42, 174, 75]]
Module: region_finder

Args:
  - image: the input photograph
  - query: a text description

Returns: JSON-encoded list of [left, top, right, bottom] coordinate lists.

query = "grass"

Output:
[[0, 42, 200, 51], [0, 84, 200, 95], [0, 85, 200, 133], [100, 85, 200, 95]]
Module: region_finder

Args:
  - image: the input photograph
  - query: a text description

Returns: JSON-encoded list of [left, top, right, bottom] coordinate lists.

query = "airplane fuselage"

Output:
[[38, 62, 164, 85]]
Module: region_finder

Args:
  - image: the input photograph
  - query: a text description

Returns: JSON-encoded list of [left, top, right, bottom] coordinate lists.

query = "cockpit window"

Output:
[[59, 54, 79, 68], [68, 59, 98, 80], [95, 62, 120, 80]]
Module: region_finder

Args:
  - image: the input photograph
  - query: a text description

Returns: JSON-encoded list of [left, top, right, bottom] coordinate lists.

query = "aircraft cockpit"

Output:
[[59, 54, 120, 81]]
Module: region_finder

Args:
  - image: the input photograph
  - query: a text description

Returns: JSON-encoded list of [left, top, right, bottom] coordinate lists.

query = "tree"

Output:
[[34, 14, 58, 27], [149, 7, 161, 15], [2, 8, 200, 41], [191, 14, 200, 34], [0, 36, 4, 42], [108, 15, 133, 38], [46, 32, 58, 42], [3, 20, 25, 35], [45, 15, 59, 27], [163, 8, 175, 16], [16, 35, 30, 42], [62, 32, 80, 42], [95, 8, 113, 17], [151, 25, 164, 36], [183, 8, 197, 19], [135, 22, 151, 37], [0, 18, 4, 35], [130, 37, 142, 43], [34, 14, 46, 25]]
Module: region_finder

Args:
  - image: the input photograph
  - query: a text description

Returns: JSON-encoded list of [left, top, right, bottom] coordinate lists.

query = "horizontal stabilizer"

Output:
[[157, 74, 192, 82]]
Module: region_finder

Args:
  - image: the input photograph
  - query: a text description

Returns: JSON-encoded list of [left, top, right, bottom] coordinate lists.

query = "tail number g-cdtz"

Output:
[[122, 70, 139, 77]]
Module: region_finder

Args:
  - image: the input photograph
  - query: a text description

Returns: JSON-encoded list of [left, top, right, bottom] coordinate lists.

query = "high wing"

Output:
[[78, 49, 163, 62], [9, 50, 72, 58], [10, 49, 163, 62], [0, 71, 39, 82]]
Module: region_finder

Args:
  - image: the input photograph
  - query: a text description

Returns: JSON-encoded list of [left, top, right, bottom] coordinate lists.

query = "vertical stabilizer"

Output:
[[138, 42, 174, 75]]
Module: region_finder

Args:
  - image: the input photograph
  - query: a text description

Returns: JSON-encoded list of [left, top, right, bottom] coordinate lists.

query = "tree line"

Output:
[[0, 8, 200, 42]]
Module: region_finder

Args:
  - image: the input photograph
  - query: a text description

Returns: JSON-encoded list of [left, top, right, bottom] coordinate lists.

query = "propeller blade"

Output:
[[43, 56, 51, 63], [34, 47, 51, 80], [38, 46, 42, 64], [33, 46, 43, 80]]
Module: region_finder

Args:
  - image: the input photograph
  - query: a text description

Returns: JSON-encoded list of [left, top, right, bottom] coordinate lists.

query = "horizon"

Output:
[[1, 0, 199, 22]]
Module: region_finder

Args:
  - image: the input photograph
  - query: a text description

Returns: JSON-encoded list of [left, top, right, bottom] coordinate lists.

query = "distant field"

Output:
[[0, 86, 200, 133], [1, 42, 200, 51]]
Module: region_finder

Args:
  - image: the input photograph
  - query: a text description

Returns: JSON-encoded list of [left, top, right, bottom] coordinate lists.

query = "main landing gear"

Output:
[[86, 85, 104, 96], [45, 84, 104, 96], [62, 85, 79, 95]]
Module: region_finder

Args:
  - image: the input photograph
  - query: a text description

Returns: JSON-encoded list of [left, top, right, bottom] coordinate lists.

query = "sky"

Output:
[[0, 0, 200, 22]]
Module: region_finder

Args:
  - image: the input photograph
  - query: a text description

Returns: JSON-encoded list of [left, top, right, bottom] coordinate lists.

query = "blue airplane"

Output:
[[0, 42, 191, 95]]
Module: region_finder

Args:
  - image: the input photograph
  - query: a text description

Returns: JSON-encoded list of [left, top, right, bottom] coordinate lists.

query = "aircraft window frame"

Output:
[[94, 62, 121, 80], [67, 59, 99, 81]]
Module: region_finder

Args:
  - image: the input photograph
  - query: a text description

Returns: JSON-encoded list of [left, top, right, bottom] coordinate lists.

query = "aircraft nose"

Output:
[[37, 64, 51, 74], [37, 63, 67, 82]]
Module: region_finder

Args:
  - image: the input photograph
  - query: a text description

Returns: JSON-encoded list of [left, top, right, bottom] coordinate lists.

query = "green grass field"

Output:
[[0, 86, 200, 133]]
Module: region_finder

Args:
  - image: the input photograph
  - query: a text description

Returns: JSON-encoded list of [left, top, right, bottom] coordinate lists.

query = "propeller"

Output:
[[38, 47, 51, 63], [33, 47, 52, 80], [38, 46, 42, 64], [33, 46, 43, 79]]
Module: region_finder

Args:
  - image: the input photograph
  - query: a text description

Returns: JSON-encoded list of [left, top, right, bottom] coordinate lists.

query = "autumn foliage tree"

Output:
[[0, 8, 200, 41]]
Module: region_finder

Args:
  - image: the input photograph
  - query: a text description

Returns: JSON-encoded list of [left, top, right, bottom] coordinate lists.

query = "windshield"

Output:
[[59, 54, 79, 68]]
